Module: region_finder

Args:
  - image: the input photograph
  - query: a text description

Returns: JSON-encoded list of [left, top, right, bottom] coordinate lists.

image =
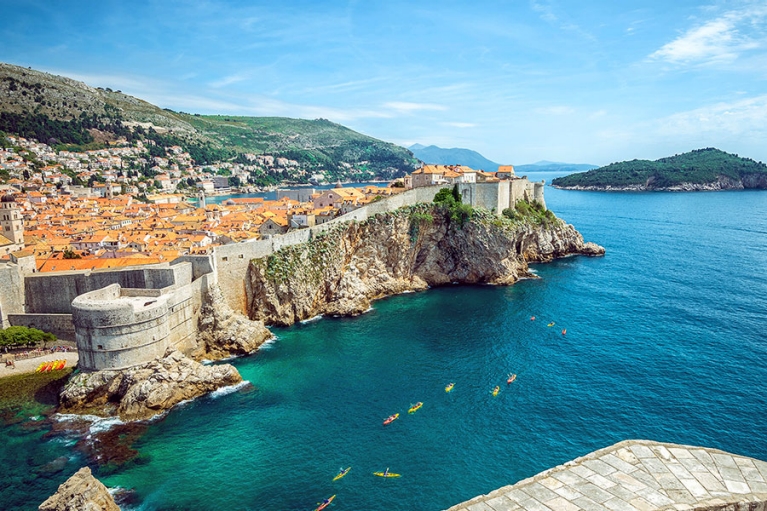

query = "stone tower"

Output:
[[197, 189, 206, 209], [0, 194, 24, 246]]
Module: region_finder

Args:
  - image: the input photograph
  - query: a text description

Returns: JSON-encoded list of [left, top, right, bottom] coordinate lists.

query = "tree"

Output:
[[228, 176, 241, 188], [63, 248, 82, 259], [0, 326, 56, 349]]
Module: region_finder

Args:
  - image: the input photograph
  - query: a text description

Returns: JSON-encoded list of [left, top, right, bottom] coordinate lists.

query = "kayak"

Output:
[[408, 402, 423, 414], [445, 382, 455, 393], [492, 386, 500, 397], [373, 470, 401, 478], [507, 373, 517, 384], [315, 494, 335, 510], [383, 413, 399, 426], [333, 467, 351, 481], [547, 322, 555, 327]]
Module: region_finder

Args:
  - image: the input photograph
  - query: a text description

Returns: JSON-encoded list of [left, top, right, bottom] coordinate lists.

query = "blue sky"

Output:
[[2, 0, 767, 166]]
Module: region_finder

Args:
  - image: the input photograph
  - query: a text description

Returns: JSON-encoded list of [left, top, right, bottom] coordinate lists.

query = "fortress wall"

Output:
[[171, 254, 215, 281], [0, 264, 24, 328], [7, 313, 75, 341], [165, 273, 214, 355], [25, 263, 189, 315], [214, 185, 444, 313], [72, 284, 171, 371]]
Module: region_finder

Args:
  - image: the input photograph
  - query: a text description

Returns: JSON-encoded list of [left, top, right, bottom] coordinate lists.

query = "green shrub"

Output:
[[0, 326, 56, 348]]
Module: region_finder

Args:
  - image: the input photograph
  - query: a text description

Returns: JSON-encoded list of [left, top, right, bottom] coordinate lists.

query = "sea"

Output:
[[2, 172, 767, 511]]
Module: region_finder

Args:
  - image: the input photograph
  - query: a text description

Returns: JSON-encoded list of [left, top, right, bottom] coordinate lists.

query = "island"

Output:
[[551, 148, 767, 191]]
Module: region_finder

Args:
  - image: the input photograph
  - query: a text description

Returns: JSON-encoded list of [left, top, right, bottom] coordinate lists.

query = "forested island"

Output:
[[551, 148, 767, 191]]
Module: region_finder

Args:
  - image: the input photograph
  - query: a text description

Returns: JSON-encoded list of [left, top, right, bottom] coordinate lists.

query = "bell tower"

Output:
[[0, 194, 23, 246]]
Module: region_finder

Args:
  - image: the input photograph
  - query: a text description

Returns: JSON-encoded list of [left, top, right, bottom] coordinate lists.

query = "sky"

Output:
[[2, 0, 767, 166]]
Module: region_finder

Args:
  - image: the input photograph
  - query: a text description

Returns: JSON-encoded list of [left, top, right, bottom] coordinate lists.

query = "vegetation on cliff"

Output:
[[551, 148, 767, 189]]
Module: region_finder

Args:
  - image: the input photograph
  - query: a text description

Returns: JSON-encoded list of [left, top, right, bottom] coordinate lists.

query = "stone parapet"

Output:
[[445, 440, 767, 511]]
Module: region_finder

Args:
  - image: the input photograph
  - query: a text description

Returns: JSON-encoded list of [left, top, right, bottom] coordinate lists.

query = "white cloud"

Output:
[[650, 6, 767, 65], [534, 105, 575, 115], [382, 101, 447, 113], [656, 94, 767, 136], [209, 74, 249, 88], [442, 122, 477, 128]]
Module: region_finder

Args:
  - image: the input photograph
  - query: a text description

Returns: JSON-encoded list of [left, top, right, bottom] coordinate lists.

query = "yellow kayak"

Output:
[[333, 467, 351, 481], [408, 402, 423, 414], [445, 382, 455, 392], [492, 385, 500, 397], [373, 469, 400, 478]]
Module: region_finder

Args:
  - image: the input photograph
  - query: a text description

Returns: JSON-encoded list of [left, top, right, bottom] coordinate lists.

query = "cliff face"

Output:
[[38, 466, 120, 511], [247, 205, 604, 326], [193, 284, 273, 360], [59, 349, 242, 421]]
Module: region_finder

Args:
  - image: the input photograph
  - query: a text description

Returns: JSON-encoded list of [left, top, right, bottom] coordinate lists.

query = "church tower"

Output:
[[197, 189, 206, 209], [0, 194, 24, 246]]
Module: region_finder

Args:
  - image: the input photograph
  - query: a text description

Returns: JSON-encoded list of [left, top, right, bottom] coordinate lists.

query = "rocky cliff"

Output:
[[58, 349, 242, 421], [247, 204, 604, 326], [193, 284, 273, 360], [39, 466, 120, 511]]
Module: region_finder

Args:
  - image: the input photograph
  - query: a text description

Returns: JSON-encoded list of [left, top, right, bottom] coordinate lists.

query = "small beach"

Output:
[[1, 352, 79, 379]]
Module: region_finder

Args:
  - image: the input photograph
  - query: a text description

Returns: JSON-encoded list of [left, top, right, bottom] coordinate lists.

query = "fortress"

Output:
[[0, 178, 545, 372]]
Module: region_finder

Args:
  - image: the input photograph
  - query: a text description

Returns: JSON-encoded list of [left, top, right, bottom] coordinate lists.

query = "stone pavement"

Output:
[[445, 440, 767, 511]]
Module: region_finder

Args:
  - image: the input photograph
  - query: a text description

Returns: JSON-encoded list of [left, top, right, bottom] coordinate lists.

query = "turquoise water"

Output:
[[3, 179, 767, 510]]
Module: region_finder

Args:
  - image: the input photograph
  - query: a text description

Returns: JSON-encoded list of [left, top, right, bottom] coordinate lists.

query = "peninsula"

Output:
[[551, 148, 767, 191]]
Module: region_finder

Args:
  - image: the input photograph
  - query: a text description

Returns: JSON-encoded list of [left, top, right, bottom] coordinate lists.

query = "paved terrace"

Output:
[[446, 440, 767, 511]]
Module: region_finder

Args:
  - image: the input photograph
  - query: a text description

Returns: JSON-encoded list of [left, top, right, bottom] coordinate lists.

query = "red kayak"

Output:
[[383, 413, 399, 425], [507, 373, 517, 384]]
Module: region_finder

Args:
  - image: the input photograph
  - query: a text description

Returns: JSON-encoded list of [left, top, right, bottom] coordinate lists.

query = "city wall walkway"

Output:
[[446, 440, 767, 511]]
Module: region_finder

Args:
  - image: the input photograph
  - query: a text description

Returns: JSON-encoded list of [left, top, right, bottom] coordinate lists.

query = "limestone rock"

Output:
[[58, 349, 242, 421], [39, 466, 119, 511], [194, 284, 273, 360], [247, 206, 604, 326]]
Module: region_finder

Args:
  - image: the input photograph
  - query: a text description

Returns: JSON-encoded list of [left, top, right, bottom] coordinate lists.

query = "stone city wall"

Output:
[[25, 263, 190, 315], [0, 264, 24, 328]]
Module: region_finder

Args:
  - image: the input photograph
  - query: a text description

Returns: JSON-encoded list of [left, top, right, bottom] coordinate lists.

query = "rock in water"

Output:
[[39, 466, 120, 511], [58, 349, 242, 421]]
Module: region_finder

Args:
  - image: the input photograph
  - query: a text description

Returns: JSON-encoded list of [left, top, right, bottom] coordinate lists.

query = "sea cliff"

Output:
[[247, 204, 604, 326]]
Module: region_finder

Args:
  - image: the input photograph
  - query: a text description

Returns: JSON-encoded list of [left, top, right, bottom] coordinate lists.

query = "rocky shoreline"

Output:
[[553, 173, 767, 192], [247, 204, 604, 326]]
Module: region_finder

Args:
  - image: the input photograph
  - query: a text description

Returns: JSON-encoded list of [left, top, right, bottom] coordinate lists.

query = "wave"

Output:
[[300, 314, 323, 323], [209, 380, 250, 399], [53, 413, 125, 435]]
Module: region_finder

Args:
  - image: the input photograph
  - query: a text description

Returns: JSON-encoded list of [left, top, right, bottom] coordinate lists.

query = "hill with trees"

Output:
[[551, 148, 767, 191], [409, 144, 501, 171], [0, 62, 417, 182]]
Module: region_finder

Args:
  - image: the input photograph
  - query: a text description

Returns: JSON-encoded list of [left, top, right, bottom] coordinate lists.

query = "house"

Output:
[[258, 216, 289, 236], [496, 165, 515, 180]]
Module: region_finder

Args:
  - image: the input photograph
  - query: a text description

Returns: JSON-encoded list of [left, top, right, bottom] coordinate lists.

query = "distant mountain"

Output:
[[409, 144, 501, 171], [515, 161, 598, 173], [551, 148, 767, 191], [0, 62, 418, 182]]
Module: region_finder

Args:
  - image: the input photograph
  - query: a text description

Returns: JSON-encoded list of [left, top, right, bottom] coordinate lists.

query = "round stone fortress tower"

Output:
[[72, 284, 171, 371]]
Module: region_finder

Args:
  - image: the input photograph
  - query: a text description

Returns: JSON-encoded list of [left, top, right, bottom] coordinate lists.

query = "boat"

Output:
[[315, 494, 336, 510], [562, 329, 567, 335], [408, 402, 423, 414], [530, 316, 536, 321], [383, 413, 399, 425], [445, 382, 455, 393], [333, 467, 351, 481], [492, 385, 500, 397], [507, 373, 517, 384], [547, 322, 555, 327], [373, 468, 401, 478]]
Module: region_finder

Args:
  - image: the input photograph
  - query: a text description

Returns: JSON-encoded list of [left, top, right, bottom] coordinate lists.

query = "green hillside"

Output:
[[551, 148, 767, 189], [0, 62, 417, 181]]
